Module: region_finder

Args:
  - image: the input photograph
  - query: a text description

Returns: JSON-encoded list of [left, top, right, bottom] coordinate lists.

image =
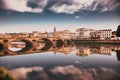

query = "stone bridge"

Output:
[[0, 37, 73, 56]]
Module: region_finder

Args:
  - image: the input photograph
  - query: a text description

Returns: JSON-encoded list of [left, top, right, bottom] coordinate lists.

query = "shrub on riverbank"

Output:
[[0, 67, 16, 80]]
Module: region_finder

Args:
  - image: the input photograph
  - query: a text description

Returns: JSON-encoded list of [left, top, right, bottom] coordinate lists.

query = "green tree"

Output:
[[0, 67, 16, 80]]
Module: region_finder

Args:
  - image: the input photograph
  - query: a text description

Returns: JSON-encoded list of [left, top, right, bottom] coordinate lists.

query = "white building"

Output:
[[76, 28, 95, 39], [99, 29, 112, 39], [90, 29, 112, 39]]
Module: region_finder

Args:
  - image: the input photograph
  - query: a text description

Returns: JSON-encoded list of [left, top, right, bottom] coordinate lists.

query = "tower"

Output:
[[54, 27, 56, 32]]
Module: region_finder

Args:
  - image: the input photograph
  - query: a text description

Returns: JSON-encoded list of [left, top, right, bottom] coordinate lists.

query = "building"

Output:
[[90, 30, 101, 39], [31, 31, 42, 37], [99, 29, 112, 39], [76, 28, 95, 40], [90, 29, 112, 40], [41, 31, 49, 38], [61, 30, 75, 39], [18, 32, 30, 38], [53, 28, 75, 39]]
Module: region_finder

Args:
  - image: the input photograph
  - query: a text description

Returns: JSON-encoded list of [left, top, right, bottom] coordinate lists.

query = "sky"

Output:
[[0, 0, 120, 33]]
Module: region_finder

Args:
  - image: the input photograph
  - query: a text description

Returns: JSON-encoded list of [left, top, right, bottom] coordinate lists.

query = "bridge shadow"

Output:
[[18, 39, 33, 52], [56, 39, 64, 47], [40, 38, 53, 50], [64, 39, 72, 47], [0, 44, 3, 50]]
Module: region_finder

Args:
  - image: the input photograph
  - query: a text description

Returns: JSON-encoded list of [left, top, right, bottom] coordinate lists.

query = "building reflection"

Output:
[[76, 44, 120, 57], [76, 45, 90, 56], [54, 45, 75, 55]]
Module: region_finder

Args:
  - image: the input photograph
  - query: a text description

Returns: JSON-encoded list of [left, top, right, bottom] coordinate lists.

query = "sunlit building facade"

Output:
[[76, 28, 95, 40], [99, 29, 112, 39], [90, 29, 112, 39]]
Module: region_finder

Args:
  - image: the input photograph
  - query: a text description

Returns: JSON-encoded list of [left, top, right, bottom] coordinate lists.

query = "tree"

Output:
[[116, 25, 120, 37], [112, 31, 116, 38], [0, 67, 16, 80]]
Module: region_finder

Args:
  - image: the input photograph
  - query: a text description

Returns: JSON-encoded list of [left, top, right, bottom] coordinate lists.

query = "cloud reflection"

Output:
[[8, 65, 120, 80], [50, 65, 120, 80], [9, 67, 48, 80]]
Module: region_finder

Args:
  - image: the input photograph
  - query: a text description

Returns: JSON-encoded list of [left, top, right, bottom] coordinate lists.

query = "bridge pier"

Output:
[[32, 39, 37, 51], [3, 39, 9, 48], [52, 39, 57, 48]]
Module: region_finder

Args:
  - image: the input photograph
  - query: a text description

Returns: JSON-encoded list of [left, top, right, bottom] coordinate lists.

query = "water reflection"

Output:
[[0, 42, 74, 56], [76, 44, 120, 57], [1, 43, 120, 59], [0, 43, 120, 80], [9, 41, 26, 51], [116, 50, 120, 61], [8, 65, 120, 80]]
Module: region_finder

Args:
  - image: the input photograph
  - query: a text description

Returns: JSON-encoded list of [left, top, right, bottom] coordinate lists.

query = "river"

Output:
[[0, 44, 120, 80]]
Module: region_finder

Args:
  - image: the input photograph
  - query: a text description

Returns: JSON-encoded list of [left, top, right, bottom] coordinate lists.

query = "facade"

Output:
[[76, 28, 95, 39], [90, 29, 112, 39], [99, 29, 112, 39], [90, 30, 101, 39], [0, 27, 112, 40], [31, 31, 42, 37], [76, 28, 112, 40], [41, 32, 49, 38], [62, 30, 75, 39], [53, 30, 75, 39]]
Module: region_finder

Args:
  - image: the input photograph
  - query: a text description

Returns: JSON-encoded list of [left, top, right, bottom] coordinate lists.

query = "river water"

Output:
[[0, 44, 120, 80]]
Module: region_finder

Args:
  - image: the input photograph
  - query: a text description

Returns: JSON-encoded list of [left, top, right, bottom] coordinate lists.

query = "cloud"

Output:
[[49, 0, 120, 14], [0, 0, 48, 13], [0, 0, 119, 14], [75, 16, 82, 19]]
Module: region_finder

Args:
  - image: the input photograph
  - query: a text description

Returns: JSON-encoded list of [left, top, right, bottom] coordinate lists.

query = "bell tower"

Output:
[[54, 27, 56, 32]]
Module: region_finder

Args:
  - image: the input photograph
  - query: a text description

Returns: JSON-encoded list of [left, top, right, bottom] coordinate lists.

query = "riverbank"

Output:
[[74, 39, 120, 44]]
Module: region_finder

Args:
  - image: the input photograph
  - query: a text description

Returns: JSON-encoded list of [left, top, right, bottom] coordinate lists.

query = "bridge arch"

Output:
[[8, 39, 33, 52], [19, 39, 33, 52], [0, 43, 4, 50], [56, 39, 64, 47], [41, 38, 53, 50], [64, 39, 71, 46]]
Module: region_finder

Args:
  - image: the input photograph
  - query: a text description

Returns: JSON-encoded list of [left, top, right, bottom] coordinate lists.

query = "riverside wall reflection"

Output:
[[0, 43, 120, 61]]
